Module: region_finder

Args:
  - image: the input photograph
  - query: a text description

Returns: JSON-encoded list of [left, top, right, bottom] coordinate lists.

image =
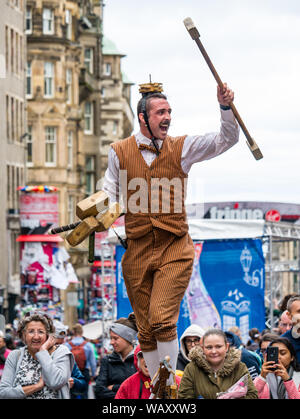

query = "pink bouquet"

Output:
[[217, 374, 248, 399]]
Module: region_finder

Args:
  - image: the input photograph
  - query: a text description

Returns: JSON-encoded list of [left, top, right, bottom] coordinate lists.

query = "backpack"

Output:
[[69, 341, 87, 371]]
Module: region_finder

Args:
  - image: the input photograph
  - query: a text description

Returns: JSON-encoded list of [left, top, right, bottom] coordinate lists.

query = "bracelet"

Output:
[[220, 104, 231, 111]]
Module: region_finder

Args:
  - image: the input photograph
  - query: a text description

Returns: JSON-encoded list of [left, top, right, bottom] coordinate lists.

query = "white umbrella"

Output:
[[82, 320, 103, 340]]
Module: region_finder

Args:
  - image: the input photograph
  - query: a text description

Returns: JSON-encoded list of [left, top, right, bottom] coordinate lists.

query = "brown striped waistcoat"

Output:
[[111, 135, 188, 240]]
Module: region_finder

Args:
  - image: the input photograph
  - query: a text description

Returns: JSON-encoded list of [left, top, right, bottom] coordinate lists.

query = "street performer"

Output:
[[102, 80, 239, 396]]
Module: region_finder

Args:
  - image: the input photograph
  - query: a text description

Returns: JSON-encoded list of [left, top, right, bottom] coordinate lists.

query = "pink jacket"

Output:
[[115, 345, 181, 399], [254, 375, 300, 399]]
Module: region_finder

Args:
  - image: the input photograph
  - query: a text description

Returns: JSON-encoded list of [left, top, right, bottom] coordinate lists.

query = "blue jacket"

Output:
[[72, 362, 88, 393], [225, 332, 261, 380]]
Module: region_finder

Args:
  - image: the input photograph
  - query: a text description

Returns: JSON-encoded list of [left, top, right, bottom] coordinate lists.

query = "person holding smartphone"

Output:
[[254, 337, 300, 399]]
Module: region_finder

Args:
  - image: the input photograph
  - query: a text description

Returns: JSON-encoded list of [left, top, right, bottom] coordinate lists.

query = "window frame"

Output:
[[44, 61, 54, 98], [42, 8, 54, 35], [26, 125, 33, 166], [67, 130, 73, 168], [85, 155, 96, 195], [45, 126, 57, 166], [84, 47, 94, 74], [65, 9, 72, 40], [84, 102, 93, 135], [66, 68, 72, 104], [26, 61, 32, 97], [25, 6, 32, 34]]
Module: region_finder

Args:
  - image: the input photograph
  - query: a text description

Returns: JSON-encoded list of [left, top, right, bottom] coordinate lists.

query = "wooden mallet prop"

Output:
[[50, 191, 123, 262], [183, 17, 263, 161]]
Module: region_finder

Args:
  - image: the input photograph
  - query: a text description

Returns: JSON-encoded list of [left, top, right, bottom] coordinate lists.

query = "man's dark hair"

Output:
[[258, 333, 279, 349], [137, 92, 167, 123]]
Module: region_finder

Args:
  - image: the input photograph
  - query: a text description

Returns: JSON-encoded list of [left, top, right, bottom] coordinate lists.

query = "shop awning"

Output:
[[16, 234, 63, 242]]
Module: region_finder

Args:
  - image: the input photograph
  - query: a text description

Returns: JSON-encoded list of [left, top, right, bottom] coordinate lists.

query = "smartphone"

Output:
[[267, 346, 278, 371]]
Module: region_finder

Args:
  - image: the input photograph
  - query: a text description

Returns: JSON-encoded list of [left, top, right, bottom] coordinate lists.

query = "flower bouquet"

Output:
[[216, 374, 248, 399]]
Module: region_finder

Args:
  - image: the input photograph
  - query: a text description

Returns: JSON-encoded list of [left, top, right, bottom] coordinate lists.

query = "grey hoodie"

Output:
[[177, 324, 205, 371]]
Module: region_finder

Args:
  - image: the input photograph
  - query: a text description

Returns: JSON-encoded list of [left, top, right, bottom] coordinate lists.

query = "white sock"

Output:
[[142, 348, 160, 382], [157, 339, 179, 385]]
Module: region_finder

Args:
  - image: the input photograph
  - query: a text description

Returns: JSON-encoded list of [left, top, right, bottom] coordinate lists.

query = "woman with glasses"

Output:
[[178, 328, 258, 399], [0, 312, 74, 399], [176, 324, 204, 376], [257, 333, 279, 363]]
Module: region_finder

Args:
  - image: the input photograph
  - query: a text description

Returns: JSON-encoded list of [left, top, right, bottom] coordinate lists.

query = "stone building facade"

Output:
[[0, 0, 26, 319], [99, 35, 134, 180], [24, 0, 134, 324]]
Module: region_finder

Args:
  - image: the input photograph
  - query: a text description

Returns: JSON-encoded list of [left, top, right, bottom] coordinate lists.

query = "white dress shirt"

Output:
[[102, 109, 239, 203]]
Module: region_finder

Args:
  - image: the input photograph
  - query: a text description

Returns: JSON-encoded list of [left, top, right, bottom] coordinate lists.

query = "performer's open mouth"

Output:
[[159, 122, 170, 133]]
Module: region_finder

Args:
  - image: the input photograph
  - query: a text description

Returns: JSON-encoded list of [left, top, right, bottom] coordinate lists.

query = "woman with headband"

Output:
[[94, 313, 138, 399]]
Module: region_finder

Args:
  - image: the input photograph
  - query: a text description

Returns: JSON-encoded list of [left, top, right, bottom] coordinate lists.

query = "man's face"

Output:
[[140, 98, 172, 140], [279, 312, 292, 334]]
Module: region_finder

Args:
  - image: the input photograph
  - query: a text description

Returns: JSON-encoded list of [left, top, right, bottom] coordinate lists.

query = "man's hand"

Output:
[[217, 83, 234, 107]]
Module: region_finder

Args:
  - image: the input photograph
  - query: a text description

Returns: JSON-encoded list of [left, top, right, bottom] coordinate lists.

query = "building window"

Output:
[[19, 34, 23, 74], [45, 126, 56, 165], [101, 86, 106, 97], [85, 156, 95, 195], [68, 195, 74, 223], [112, 120, 118, 136], [11, 28, 14, 73], [11, 97, 15, 141], [16, 99, 19, 141], [6, 95, 10, 141], [84, 102, 93, 134], [11, 231, 20, 276], [26, 125, 33, 166], [104, 62, 111, 76], [84, 47, 93, 74], [20, 101, 24, 141], [25, 7, 32, 34], [7, 165, 11, 209], [26, 61, 32, 97], [15, 32, 19, 75], [66, 68, 72, 104], [43, 8, 54, 35], [44, 62, 54, 97], [5, 26, 9, 73], [67, 131, 73, 168], [65, 9, 72, 40]]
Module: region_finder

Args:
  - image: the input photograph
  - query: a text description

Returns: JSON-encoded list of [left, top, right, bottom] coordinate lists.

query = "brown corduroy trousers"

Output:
[[121, 228, 195, 352]]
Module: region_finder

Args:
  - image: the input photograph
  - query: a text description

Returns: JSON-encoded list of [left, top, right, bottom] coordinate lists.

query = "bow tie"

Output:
[[138, 143, 160, 154]]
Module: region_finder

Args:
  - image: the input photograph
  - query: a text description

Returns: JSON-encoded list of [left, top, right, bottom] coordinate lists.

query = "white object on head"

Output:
[[183, 17, 195, 31]]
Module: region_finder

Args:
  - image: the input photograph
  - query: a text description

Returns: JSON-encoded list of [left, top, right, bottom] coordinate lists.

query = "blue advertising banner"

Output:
[[115, 245, 133, 317], [198, 239, 265, 343], [115, 238, 265, 344]]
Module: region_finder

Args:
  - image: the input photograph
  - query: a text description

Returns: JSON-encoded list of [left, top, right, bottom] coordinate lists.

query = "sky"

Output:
[[103, 0, 300, 205]]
